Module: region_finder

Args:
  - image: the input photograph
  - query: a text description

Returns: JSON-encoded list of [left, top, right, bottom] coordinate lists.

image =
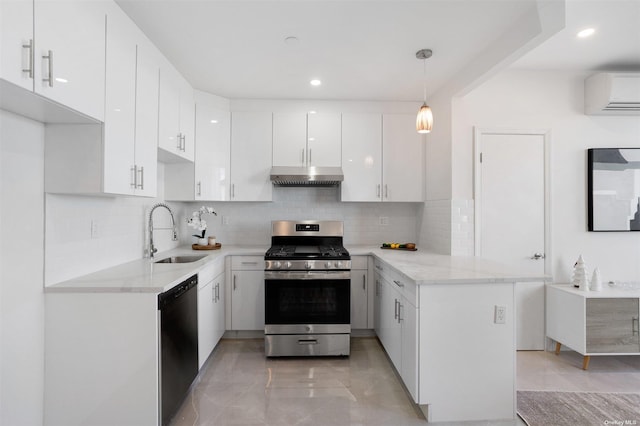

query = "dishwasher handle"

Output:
[[158, 274, 198, 309]]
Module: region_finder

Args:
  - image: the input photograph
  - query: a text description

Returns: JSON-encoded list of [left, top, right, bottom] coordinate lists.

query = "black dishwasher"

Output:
[[158, 274, 198, 426]]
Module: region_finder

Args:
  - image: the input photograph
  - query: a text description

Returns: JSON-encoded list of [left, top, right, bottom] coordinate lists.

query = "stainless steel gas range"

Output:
[[264, 220, 351, 357]]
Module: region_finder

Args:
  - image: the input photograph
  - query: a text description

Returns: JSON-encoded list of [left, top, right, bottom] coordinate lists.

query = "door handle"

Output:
[[137, 166, 144, 190], [22, 39, 34, 78], [394, 299, 399, 319], [42, 50, 53, 87], [531, 253, 545, 260]]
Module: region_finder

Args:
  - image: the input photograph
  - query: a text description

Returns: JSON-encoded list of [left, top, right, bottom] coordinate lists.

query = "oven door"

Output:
[[264, 271, 350, 333]]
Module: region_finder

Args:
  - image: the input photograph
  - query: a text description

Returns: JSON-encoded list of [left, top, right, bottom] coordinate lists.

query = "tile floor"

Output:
[[170, 338, 640, 426]]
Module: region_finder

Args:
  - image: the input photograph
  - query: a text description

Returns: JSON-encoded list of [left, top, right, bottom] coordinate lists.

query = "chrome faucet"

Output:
[[148, 203, 178, 258]]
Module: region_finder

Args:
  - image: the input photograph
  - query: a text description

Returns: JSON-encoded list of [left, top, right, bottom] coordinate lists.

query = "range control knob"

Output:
[[285, 261, 292, 269], [305, 261, 313, 270], [273, 261, 282, 269], [325, 261, 333, 269], [335, 261, 343, 269]]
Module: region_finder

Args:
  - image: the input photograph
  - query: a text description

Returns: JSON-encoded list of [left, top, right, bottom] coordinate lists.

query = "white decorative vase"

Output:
[[197, 237, 208, 246], [590, 268, 603, 291]]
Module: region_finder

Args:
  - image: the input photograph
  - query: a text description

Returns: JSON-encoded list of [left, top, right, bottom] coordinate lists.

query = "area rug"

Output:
[[517, 390, 640, 426]]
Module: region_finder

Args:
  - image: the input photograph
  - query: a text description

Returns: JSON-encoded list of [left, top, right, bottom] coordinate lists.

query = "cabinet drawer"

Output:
[[231, 256, 264, 270], [374, 259, 417, 305], [199, 259, 225, 285], [351, 255, 368, 270]]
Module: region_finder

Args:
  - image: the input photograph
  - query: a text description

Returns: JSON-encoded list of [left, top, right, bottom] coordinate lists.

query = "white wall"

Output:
[[0, 110, 45, 426], [456, 70, 640, 282]]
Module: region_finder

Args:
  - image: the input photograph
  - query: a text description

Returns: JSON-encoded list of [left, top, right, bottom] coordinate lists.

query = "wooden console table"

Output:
[[546, 284, 640, 370]]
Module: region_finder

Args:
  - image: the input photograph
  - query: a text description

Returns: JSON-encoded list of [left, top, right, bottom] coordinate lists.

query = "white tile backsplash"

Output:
[[419, 198, 474, 255], [451, 199, 474, 256], [45, 183, 422, 285]]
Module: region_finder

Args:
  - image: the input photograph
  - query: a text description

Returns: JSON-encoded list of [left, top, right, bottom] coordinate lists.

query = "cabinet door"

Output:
[[374, 273, 383, 337], [133, 39, 160, 197], [400, 297, 418, 401], [307, 113, 341, 167], [197, 280, 215, 369], [341, 113, 382, 201], [212, 274, 226, 346], [273, 113, 306, 167], [231, 270, 265, 330], [102, 4, 137, 195], [34, 0, 106, 121], [179, 79, 195, 161], [0, 0, 33, 90], [380, 276, 402, 368], [230, 111, 272, 201], [350, 269, 368, 329], [586, 298, 640, 353], [382, 114, 424, 202], [158, 62, 181, 156], [195, 103, 230, 201]]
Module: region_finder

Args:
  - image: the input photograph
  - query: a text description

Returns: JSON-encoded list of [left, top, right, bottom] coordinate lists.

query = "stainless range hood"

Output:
[[270, 166, 344, 186]]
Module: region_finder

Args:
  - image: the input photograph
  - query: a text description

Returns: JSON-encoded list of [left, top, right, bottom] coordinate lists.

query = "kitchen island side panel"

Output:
[[418, 282, 516, 423], [45, 292, 159, 426]]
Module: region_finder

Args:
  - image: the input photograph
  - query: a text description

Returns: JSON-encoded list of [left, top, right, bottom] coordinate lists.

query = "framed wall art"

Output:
[[588, 148, 640, 231]]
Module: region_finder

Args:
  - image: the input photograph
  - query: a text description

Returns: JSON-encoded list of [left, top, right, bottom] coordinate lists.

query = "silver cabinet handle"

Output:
[[196, 181, 202, 196], [375, 264, 383, 271], [633, 317, 639, 335], [385, 184, 388, 199], [176, 133, 182, 150], [398, 302, 404, 323], [362, 274, 366, 291], [531, 253, 545, 260], [393, 279, 404, 288], [42, 50, 53, 87], [22, 39, 34, 78], [394, 299, 399, 320], [233, 275, 237, 291], [376, 184, 381, 198], [182, 134, 186, 151], [215, 283, 220, 302], [137, 166, 144, 190], [231, 183, 235, 199], [130, 165, 137, 188], [241, 261, 259, 265]]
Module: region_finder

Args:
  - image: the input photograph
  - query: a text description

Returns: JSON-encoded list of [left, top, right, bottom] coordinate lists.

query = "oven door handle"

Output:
[[264, 271, 351, 280], [298, 339, 318, 345]]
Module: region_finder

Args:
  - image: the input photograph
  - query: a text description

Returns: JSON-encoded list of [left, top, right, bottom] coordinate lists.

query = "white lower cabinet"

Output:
[[198, 260, 225, 368], [230, 256, 265, 330], [350, 256, 370, 329], [374, 260, 418, 401]]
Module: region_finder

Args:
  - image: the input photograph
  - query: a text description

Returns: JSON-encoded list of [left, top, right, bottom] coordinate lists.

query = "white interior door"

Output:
[[475, 130, 548, 350]]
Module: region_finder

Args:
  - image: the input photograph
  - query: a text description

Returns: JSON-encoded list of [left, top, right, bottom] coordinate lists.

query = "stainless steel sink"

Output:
[[154, 255, 206, 264]]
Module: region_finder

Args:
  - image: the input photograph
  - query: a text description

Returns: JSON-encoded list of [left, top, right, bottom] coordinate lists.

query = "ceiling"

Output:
[[116, 0, 640, 102]]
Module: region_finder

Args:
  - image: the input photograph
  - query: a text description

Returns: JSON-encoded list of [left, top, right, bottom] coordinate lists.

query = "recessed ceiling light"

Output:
[[310, 79, 322, 86], [577, 28, 595, 38]]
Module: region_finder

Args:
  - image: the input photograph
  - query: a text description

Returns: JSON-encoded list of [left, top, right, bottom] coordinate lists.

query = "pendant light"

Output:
[[416, 49, 433, 134]]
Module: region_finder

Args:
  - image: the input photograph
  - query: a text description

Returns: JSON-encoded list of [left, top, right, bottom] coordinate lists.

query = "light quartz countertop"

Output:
[[45, 244, 549, 294]]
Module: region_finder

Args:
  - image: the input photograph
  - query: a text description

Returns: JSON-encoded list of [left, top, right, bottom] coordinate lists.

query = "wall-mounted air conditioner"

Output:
[[584, 72, 640, 115]]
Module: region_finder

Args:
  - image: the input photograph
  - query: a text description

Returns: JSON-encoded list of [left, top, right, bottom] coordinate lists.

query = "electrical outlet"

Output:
[[494, 305, 506, 324], [379, 216, 389, 226], [90, 220, 100, 239]]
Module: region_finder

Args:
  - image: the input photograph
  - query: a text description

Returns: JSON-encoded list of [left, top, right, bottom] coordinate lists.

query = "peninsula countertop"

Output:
[[45, 244, 549, 294]]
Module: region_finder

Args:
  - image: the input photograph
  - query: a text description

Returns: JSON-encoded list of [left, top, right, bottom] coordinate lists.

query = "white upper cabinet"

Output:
[[341, 113, 423, 202], [194, 99, 231, 201], [158, 60, 195, 162], [1, 0, 106, 121], [132, 38, 160, 197], [273, 113, 307, 166], [33, 0, 106, 121], [272, 112, 341, 167], [230, 112, 273, 201], [341, 113, 383, 202], [0, 0, 33, 91], [103, 3, 158, 197], [382, 114, 424, 202], [164, 91, 230, 201]]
